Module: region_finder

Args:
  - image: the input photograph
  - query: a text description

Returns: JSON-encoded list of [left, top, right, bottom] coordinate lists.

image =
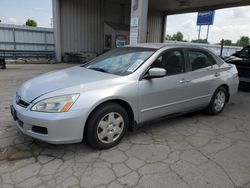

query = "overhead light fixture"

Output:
[[179, 1, 190, 8]]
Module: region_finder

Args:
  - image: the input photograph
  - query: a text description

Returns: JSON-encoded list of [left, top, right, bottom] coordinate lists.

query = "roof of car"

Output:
[[126, 42, 207, 50]]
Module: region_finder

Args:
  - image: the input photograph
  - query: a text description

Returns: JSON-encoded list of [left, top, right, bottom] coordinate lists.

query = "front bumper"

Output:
[[238, 77, 250, 90], [11, 99, 87, 144], [239, 77, 250, 83]]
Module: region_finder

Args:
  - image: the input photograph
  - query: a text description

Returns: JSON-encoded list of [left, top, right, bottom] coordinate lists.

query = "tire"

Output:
[[206, 87, 228, 115], [85, 102, 129, 149]]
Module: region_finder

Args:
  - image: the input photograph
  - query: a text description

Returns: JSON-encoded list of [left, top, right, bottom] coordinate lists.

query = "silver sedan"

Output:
[[10, 43, 239, 149]]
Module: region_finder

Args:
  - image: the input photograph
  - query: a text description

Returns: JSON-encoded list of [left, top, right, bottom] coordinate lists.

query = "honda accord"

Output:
[[11, 43, 239, 149]]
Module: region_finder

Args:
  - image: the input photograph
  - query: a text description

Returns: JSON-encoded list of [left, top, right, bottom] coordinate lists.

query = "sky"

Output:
[[0, 1, 249, 44], [166, 6, 250, 44], [0, 0, 52, 28]]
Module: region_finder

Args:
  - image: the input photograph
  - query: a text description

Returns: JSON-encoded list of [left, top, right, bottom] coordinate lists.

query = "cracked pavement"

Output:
[[0, 64, 250, 188]]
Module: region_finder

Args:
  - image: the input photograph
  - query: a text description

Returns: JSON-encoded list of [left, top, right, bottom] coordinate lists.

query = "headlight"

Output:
[[31, 94, 79, 113]]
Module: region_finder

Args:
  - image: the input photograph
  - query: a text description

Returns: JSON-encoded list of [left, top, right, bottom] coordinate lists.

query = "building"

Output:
[[52, 0, 250, 62]]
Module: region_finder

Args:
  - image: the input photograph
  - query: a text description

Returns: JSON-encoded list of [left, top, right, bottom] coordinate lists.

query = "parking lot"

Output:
[[0, 64, 250, 188]]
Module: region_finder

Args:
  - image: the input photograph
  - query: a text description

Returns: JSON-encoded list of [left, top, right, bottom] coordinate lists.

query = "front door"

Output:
[[138, 49, 194, 122]]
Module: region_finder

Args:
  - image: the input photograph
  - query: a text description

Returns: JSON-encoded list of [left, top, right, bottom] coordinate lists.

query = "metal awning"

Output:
[[106, 0, 250, 14], [149, 0, 250, 14]]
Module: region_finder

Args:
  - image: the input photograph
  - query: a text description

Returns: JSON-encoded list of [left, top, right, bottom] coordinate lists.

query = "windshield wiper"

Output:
[[88, 67, 110, 73]]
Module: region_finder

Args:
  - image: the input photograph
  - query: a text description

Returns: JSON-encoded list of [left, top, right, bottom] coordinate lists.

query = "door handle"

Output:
[[179, 79, 190, 84], [214, 72, 220, 77]]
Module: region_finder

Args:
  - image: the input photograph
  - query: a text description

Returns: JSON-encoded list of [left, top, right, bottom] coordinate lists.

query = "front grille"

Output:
[[237, 67, 250, 78], [32, 125, 48, 135], [240, 70, 250, 78]]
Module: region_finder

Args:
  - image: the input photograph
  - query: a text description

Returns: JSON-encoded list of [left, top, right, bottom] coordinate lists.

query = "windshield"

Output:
[[83, 47, 155, 76], [237, 46, 250, 58]]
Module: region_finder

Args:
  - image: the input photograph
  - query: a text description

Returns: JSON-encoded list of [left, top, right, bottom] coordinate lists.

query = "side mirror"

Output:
[[147, 68, 166, 78]]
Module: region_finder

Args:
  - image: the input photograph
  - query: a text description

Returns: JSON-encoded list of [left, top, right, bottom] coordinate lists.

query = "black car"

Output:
[[0, 57, 6, 69], [225, 45, 250, 90]]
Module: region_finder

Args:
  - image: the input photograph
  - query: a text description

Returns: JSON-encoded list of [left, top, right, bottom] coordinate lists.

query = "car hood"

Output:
[[18, 66, 119, 102], [224, 55, 243, 62], [224, 55, 250, 67]]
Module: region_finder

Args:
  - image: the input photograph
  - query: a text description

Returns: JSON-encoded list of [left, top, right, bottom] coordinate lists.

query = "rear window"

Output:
[[187, 50, 216, 71]]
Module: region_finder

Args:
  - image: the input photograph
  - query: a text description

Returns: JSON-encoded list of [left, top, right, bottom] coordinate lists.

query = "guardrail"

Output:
[[0, 50, 54, 60], [165, 40, 242, 58]]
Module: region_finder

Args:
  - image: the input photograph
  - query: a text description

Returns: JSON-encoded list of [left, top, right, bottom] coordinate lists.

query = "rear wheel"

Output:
[[206, 87, 228, 115], [85, 103, 129, 149]]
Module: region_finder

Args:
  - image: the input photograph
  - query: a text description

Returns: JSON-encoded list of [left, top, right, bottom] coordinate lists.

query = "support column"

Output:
[[161, 14, 167, 43], [129, 0, 149, 44], [52, 0, 62, 62]]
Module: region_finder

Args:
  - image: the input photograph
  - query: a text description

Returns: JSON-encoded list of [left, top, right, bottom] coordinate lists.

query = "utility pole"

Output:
[[50, 18, 53, 28], [206, 25, 210, 44], [198, 25, 201, 40]]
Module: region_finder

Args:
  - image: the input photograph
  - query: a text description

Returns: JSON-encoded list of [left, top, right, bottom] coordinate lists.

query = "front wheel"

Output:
[[206, 87, 228, 115], [85, 103, 129, 149]]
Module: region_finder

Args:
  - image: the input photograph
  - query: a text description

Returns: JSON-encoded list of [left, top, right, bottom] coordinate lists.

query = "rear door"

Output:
[[184, 49, 222, 107]]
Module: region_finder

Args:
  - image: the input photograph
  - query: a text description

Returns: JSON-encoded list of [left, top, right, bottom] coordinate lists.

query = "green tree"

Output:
[[172, 32, 184, 41], [191, 39, 208, 44], [165, 32, 184, 41], [224, 40, 232, 46], [165, 34, 172, 40], [25, 19, 37, 27], [236, 36, 249, 47]]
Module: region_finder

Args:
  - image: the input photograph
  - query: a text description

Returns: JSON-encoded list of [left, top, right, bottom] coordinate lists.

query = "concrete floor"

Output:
[[0, 64, 250, 188]]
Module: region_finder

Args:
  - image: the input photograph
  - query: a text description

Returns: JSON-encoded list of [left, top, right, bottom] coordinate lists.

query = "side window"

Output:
[[187, 50, 216, 71], [151, 50, 185, 75]]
